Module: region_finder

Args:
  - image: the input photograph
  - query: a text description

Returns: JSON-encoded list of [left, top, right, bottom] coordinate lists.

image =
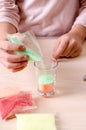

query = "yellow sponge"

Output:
[[16, 114, 56, 130]]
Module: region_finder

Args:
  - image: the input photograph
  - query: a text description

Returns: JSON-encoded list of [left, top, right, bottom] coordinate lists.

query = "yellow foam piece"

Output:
[[16, 114, 56, 130]]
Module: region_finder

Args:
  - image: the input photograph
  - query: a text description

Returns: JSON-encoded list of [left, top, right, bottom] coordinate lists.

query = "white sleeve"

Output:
[[0, 0, 20, 31], [73, 0, 86, 28]]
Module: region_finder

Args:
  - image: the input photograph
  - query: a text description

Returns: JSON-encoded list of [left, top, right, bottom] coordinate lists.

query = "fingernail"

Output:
[[23, 55, 28, 59], [19, 45, 25, 50]]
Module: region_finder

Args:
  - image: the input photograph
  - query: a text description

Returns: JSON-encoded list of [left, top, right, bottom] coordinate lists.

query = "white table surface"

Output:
[[0, 38, 86, 130]]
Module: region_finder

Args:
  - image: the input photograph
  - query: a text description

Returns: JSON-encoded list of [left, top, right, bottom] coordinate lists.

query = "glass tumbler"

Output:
[[34, 57, 58, 97]]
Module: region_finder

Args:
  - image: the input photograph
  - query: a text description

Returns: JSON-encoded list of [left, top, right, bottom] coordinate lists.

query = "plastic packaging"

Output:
[[7, 32, 42, 61], [0, 91, 37, 120]]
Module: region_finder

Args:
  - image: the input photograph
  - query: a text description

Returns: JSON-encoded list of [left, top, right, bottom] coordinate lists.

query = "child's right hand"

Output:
[[0, 39, 28, 72]]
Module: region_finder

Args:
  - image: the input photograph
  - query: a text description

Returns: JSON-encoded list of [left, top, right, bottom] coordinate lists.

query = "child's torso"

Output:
[[17, 0, 79, 36]]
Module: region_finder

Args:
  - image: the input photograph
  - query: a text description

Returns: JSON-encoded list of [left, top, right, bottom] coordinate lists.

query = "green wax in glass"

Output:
[[38, 74, 54, 84]]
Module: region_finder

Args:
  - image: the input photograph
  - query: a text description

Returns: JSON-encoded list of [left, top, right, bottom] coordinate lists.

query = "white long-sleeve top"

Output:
[[0, 0, 86, 36]]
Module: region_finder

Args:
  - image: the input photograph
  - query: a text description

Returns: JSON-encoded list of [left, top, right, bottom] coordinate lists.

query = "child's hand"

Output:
[[0, 39, 28, 72], [52, 31, 83, 59]]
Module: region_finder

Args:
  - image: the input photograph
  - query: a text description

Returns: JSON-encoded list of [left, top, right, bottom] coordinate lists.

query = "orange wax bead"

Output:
[[39, 83, 54, 93]]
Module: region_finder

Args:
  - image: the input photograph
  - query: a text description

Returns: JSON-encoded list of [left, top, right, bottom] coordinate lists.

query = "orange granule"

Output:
[[39, 83, 54, 93]]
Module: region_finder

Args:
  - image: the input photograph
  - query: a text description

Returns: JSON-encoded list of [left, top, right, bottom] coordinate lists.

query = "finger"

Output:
[[0, 40, 25, 51], [62, 38, 82, 58], [53, 38, 69, 59], [67, 41, 82, 57], [62, 39, 76, 57], [0, 59, 28, 70], [0, 49, 28, 63], [53, 39, 60, 52], [68, 48, 82, 58], [10, 66, 27, 72]]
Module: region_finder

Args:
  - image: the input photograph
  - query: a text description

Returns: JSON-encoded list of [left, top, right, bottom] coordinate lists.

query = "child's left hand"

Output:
[[52, 31, 83, 59]]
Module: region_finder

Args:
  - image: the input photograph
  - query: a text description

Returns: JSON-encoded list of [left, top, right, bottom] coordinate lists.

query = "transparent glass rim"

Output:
[[34, 57, 58, 70]]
